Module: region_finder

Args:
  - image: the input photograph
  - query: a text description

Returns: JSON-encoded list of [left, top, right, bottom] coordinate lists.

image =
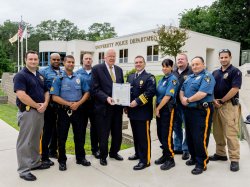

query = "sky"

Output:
[[0, 0, 216, 36]]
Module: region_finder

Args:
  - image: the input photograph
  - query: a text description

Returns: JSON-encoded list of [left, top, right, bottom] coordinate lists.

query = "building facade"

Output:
[[39, 29, 240, 74]]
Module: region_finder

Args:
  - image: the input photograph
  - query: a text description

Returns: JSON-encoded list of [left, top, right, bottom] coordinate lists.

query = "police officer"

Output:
[[14, 51, 50, 181], [180, 56, 215, 175], [126, 55, 156, 170], [50, 55, 90, 171], [39, 53, 63, 165], [155, 59, 179, 170], [210, 49, 242, 172], [76, 53, 100, 159], [173, 53, 192, 160]]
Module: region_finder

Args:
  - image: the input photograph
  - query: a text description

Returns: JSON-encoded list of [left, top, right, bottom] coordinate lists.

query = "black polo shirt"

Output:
[[173, 65, 193, 103], [212, 64, 242, 99], [13, 67, 48, 106]]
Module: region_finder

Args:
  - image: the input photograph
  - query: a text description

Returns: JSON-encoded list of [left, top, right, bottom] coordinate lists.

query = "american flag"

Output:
[[18, 22, 24, 39]]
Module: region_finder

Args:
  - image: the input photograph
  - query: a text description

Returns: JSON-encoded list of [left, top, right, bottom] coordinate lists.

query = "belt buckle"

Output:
[[202, 102, 208, 108], [67, 109, 73, 117]]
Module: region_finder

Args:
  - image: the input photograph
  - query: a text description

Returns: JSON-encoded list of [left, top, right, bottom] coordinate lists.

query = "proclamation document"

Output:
[[112, 83, 131, 106]]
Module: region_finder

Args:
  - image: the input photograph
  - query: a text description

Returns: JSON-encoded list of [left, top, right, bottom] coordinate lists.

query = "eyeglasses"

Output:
[[52, 59, 60, 61]]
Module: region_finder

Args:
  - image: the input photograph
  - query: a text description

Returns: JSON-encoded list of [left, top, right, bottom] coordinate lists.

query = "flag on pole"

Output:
[[18, 22, 23, 39], [9, 33, 18, 44], [20, 27, 27, 42]]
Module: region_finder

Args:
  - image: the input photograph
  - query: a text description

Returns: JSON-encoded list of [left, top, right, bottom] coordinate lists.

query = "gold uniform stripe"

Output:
[[40, 131, 43, 154], [146, 120, 151, 165], [203, 107, 210, 169], [139, 94, 148, 104], [168, 109, 175, 157]]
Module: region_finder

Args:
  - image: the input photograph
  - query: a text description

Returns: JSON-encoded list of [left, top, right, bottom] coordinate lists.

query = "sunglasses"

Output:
[[219, 49, 231, 53]]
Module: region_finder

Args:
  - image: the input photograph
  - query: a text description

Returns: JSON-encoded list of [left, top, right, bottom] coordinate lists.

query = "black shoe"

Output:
[[109, 154, 124, 161], [209, 154, 228, 161], [230, 161, 239, 172], [42, 159, 54, 166], [76, 158, 91, 166], [182, 152, 190, 160], [160, 159, 175, 170], [191, 167, 206, 175], [31, 162, 50, 170], [59, 163, 67, 171], [92, 151, 100, 159], [186, 159, 196, 166], [154, 155, 167, 165], [133, 162, 150, 170], [100, 158, 107, 166], [20, 173, 37, 181], [174, 150, 183, 155], [128, 154, 139, 161]]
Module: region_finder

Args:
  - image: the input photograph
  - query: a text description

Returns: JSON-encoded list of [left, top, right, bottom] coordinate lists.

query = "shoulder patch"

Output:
[[170, 89, 175, 94]]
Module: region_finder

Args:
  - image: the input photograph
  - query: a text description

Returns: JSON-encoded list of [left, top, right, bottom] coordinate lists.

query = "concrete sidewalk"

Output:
[[0, 118, 250, 187]]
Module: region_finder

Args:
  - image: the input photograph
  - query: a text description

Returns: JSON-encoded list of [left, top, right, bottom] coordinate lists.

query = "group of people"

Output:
[[13, 48, 242, 181]]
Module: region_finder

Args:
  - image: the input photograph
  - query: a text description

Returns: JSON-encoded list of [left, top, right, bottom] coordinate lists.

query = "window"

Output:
[[147, 45, 159, 62], [98, 52, 105, 64], [119, 49, 128, 63]]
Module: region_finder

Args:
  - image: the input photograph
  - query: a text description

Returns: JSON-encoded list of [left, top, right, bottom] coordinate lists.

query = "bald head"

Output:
[[50, 53, 61, 69]]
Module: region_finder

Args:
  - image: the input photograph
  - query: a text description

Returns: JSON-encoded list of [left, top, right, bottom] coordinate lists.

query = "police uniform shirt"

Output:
[[181, 70, 215, 107], [76, 68, 91, 87], [156, 73, 179, 105], [212, 64, 242, 99], [127, 70, 156, 120], [39, 65, 63, 91], [14, 67, 48, 106], [50, 71, 89, 102]]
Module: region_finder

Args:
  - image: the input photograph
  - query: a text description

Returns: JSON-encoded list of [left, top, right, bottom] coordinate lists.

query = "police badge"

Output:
[[223, 73, 228, 79], [172, 80, 177, 85], [204, 76, 211, 83], [76, 78, 81, 84]]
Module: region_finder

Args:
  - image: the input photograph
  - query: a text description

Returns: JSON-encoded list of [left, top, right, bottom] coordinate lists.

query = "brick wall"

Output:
[[1, 72, 16, 105]]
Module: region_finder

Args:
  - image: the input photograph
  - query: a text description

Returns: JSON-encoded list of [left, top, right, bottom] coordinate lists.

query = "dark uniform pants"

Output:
[[156, 108, 175, 159], [184, 105, 213, 169], [130, 120, 151, 165], [82, 101, 99, 153], [57, 107, 86, 164], [95, 106, 122, 159], [42, 104, 58, 160]]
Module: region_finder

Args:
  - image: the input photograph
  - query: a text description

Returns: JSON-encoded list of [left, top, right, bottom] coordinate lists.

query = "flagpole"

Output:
[[25, 29, 28, 53], [21, 40, 24, 69], [18, 35, 20, 71]]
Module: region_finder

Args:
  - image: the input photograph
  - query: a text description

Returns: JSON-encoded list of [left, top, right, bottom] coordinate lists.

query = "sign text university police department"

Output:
[[95, 35, 158, 49]]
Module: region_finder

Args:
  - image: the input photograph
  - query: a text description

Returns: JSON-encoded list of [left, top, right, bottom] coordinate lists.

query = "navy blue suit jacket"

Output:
[[91, 62, 124, 114]]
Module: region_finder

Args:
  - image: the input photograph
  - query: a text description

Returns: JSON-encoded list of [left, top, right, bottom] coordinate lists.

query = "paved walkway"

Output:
[[0, 118, 250, 187]]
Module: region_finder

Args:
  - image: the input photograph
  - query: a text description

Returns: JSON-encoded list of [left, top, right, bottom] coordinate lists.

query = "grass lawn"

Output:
[[0, 103, 133, 155]]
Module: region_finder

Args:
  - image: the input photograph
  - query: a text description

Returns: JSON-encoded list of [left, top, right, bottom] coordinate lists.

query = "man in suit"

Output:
[[91, 48, 124, 166]]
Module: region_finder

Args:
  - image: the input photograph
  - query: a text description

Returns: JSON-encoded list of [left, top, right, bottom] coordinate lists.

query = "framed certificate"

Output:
[[112, 83, 131, 106]]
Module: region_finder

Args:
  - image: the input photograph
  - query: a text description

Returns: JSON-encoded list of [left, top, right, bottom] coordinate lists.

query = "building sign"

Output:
[[95, 35, 158, 49]]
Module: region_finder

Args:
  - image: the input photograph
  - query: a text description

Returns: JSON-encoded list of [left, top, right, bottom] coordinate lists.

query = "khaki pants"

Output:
[[213, 101, 240, 161]]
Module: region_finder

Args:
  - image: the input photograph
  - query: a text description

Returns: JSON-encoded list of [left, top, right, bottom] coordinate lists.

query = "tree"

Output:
[[179, 0, 250, 49], [87, 22, 117, 41], [155, 25, 189, 62], [0, 43, 15, 77], [36, 19, 86, 41]]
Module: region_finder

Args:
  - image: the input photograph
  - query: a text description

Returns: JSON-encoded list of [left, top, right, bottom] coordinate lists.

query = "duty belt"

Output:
[[187, 102, 213, 110], [18, 104, 33, 112]]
